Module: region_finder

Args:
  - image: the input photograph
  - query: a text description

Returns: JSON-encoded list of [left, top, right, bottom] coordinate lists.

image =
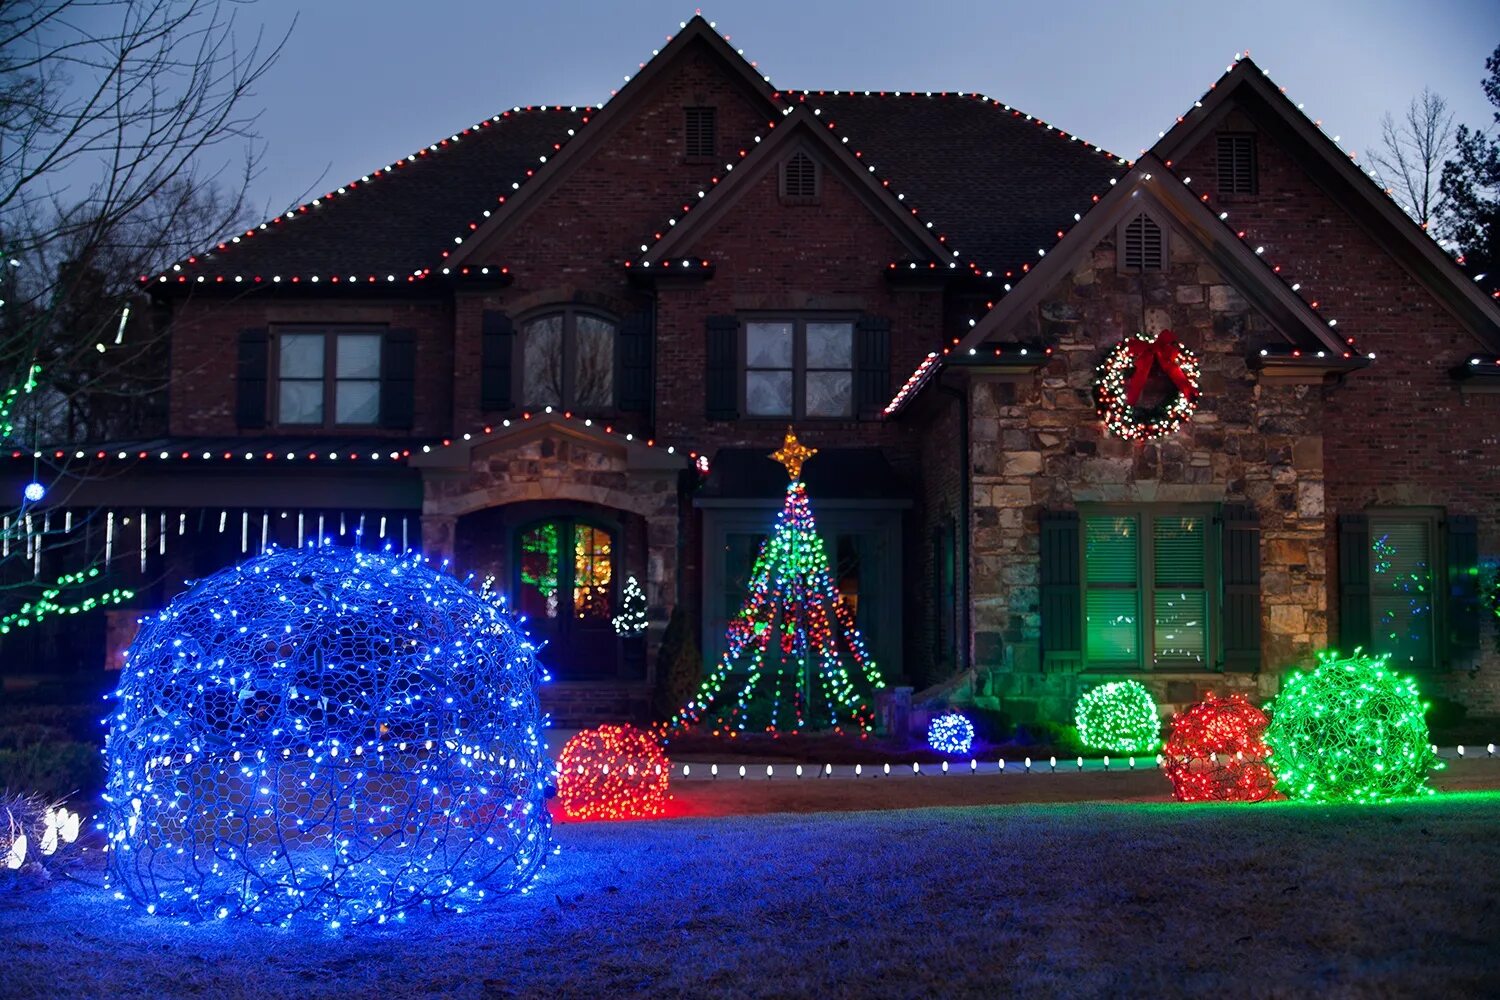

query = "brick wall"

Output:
[[1177, 112, 1500, 712]]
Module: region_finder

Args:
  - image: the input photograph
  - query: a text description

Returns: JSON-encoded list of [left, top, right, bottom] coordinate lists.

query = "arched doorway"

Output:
[[515, 516, 619, 679]]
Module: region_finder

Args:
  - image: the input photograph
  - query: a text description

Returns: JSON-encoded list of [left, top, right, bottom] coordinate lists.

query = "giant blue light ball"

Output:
[[104, 546, 553, 927]]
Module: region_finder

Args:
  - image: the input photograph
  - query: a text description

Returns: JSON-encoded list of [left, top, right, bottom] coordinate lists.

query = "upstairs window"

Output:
[[1120, 213, 1166, 272], [1084, 508, 1214, 669], [520, 309, 616, 411], [684, 107, 716, 160], [275, 329, 381, 426], [744, 317, 853, 419], [780, 151, 820, 204], [1217, 132, 1258, 195]]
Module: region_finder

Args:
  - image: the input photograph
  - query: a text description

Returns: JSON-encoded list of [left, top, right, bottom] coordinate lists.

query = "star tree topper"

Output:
[[770, 427, 817, 481]]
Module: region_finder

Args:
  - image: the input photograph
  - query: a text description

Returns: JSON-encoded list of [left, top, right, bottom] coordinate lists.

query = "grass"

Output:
[[3, 790, 1498, 998]]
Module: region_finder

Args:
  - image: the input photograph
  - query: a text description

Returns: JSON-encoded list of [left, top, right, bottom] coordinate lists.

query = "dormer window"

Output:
[[1217, 132, 1257, 195], [780, 151, 820, 204], [1119, 212, 1167, 273], [685, 107, 716, 160]]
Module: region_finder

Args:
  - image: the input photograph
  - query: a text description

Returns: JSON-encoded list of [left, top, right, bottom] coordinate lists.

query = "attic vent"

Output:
[[781, 151, 820, 203], [1122, 213, 1166, 271], [685, 107, 716, 160], [1217, 132, 1257, 194]]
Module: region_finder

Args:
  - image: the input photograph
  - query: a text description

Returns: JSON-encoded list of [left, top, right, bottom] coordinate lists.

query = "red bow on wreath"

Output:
[[1124, 331, 1199, 406]]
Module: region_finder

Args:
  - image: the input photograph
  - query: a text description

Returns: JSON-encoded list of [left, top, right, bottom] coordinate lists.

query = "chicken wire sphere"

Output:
[[103, 546, 554, 928]]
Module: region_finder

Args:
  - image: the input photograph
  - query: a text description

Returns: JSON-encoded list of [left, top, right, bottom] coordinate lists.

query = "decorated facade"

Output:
[[4, 17, 1497, 724]]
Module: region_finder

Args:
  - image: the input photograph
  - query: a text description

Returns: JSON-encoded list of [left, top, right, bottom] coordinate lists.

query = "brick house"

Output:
[[11, 16, 1498, 724]]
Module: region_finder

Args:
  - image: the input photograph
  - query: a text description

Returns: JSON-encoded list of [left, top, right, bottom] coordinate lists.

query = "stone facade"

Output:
[[962, 221, 1327, 721]]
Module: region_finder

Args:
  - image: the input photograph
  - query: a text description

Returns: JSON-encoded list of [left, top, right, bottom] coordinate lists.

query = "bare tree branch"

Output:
[[1367, 88, 1456, 229]]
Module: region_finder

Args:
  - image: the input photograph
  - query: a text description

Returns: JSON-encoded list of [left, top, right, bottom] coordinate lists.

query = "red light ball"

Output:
[[1162, 692, 1277, 803], [555, 724, 671, 820]]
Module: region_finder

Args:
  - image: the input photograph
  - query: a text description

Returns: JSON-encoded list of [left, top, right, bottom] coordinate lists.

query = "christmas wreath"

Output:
[[1094, 330, 1201, 441]]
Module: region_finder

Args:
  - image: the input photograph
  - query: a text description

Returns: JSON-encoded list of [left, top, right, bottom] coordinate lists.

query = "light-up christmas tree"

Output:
[[671, 429, 885, 737]]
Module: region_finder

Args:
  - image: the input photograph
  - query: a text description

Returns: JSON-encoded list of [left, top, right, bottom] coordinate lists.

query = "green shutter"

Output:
[[1040, 511, 1081, 670], [480, 310, 515, 411], [379, 328, 416, 429], [1084, 514, 1139, 665], [618, 307, 653, 414], [705, 315, 739, 420], [1220, 505, 1261, 671], [235, 328, 268, 429], [1338, 514, 1371, 651], [854, 315, 891, 419], [1446, 514, 1480, 662]]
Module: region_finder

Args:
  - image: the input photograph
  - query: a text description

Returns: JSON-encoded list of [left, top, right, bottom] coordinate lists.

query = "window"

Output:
[[1217, 133, 1257, 195], [275, 329, 381, 426], [684, 106, 716, 160], [519, 309, 616, 410], [1368, 514, 1438, 669], [1120, 213, 1166, 272], [743, 317, 854, 419], [1083, 507, 1213, 668], [780, 151, 819, 203]]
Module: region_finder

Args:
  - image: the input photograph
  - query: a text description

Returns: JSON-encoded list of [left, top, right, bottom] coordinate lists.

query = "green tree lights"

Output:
[[1265, 650, 1442, 802], [1074, 680, 1161, 754]]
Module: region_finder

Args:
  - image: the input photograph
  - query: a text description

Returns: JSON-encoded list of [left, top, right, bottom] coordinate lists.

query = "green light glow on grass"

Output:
[[1264, 649, 1442, 803], [1075, 680, 1161, 754]]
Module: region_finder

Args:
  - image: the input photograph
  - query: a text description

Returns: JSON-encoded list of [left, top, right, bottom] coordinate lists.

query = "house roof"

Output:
[[149, 17, 1124, 291]]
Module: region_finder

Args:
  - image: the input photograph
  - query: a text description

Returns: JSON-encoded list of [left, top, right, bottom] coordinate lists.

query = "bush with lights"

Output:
[[927, 713, 975, 755], [1161, 693, 1277, 802], [1074, 680, 1162, 754], [555, 724, 670, 821], [103, 546, 554, 928], [1264, 650, 1441, 803]]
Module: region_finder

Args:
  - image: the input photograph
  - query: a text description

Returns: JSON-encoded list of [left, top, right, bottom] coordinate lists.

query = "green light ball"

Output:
[[1265, 650, 1442, 803], [1074, 680, 1161, 754]]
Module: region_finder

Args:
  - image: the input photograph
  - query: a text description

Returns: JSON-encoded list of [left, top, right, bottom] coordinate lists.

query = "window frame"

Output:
[[1217, 132, 1258, 196], [684, 105, 717, 162], [1365, 506, 1445, 671], [271, 326, 385, 428], [738, 314, 858, 421], [1079, 503, 1220, 671], [516, 306, 619, 413]]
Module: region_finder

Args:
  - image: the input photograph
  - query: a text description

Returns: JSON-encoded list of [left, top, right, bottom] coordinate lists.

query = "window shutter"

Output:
[[1217, 133, 1257, 195], [235, 328, 269, 429], [685, 107, 716, 159], [480, 310, 515, 411], [1221, 504, 1261, 671], [781, 152, 819, 202], [854, 315, 891, 419], [705, 315, 739, 421], [1123, 215, 1164, 271], [1338, 513, 1371, 651], [1040, 510, 1082, 670], [618, 308, 653, 415], [379, 328, 417, 429], [1446, 514, 1480, 661]]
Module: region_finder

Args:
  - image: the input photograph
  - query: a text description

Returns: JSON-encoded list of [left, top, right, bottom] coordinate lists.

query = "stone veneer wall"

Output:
[[965, 226, 1329, 722]]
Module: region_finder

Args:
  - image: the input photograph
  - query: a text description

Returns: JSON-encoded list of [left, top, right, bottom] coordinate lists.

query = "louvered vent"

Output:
[[685, 107, 716, 159], [782, 151, 819, 202], [1123, 214, 1165, 271], [1217, 133, 1257, 194]]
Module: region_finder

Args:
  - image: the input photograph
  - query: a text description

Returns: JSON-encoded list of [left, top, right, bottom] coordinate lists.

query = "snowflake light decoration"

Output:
[[104, 546, 554, 927]]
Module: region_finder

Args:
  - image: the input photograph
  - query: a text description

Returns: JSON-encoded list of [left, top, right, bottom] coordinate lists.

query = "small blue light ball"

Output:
[[22, 481, 44, 502], [928, 712, 975, 755]]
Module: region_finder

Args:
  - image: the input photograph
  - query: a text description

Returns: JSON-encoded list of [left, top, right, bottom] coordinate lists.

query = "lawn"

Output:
[[4, 791, 1498, 998]]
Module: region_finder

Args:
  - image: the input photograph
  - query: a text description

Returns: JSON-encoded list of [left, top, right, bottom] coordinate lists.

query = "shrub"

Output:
[[0, 742, 101, 801], [1265, 650, 1441, 802], [653, 604, 701, 721], [1074, 681, 1162, 754]]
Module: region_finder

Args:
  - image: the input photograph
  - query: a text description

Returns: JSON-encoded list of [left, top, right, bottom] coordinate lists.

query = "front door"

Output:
[[515, 518, 618, 679]]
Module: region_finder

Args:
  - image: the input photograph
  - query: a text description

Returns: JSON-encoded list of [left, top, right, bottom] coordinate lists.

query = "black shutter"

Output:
[[379, 328, 416, 429], [1221, 504, 1261, 671], [1040, 510, 1082, 670], [1338, 513, 1371, 651], [705, 315, 738, 420], [480, 310, 515, 411], [855, 315, 891, 419], [1446, 514, 1480, 662], [235, 328, 269, 429], [618, 308, 653, 414]]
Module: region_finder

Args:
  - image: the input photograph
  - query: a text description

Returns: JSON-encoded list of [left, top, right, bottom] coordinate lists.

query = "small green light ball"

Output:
[[1264, 650, 1442, 803], [1075, 680, 1161, 754]]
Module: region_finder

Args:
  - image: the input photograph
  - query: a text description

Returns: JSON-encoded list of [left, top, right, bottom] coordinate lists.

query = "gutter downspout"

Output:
[[936, 375, 970, 676]]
